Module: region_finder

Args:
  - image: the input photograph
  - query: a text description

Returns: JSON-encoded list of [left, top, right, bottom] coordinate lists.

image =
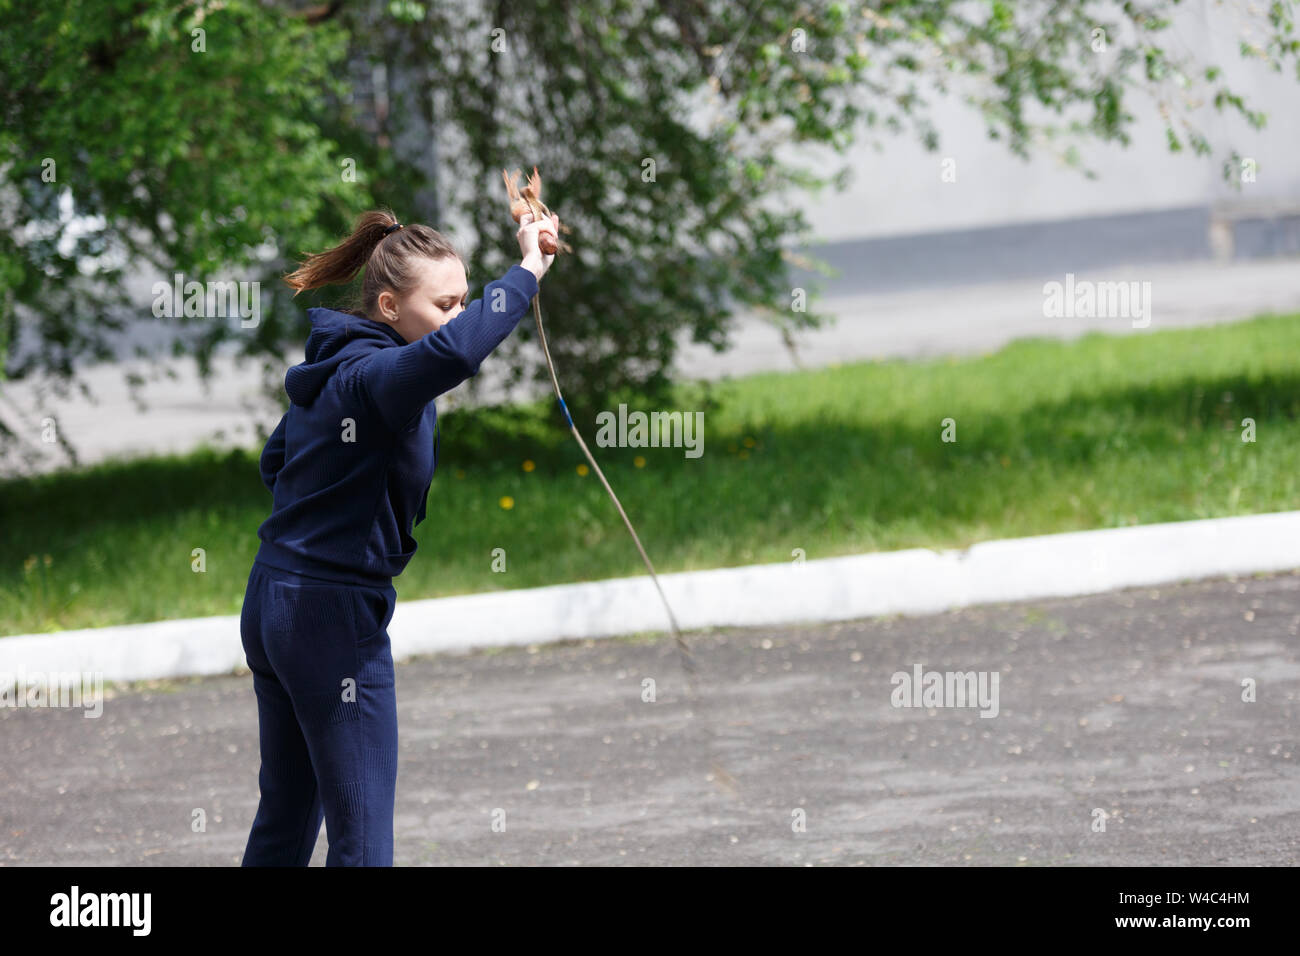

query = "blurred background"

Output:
[[3, 0, 1299, 635]]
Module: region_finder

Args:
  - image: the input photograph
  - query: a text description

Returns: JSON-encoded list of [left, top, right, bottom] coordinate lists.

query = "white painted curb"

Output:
[[2, 509, 1297, 684]]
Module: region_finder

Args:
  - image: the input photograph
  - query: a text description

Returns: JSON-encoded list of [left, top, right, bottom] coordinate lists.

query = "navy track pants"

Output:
[[238, 560, 398, 866]]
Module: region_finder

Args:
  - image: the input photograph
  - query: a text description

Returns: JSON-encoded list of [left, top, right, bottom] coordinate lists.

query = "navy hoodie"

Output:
[[254, 263, 539, 586]]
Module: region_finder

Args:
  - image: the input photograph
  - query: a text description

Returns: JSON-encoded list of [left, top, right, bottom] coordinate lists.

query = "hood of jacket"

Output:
[[285, 307, 406, 406]]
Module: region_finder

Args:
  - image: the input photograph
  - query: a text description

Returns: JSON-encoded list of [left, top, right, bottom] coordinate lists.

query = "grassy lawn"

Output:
[[3, 313, 1299, 636]]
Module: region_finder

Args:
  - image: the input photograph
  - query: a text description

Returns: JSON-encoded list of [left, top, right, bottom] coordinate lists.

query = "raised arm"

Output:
[[352, 264, 539, 432]]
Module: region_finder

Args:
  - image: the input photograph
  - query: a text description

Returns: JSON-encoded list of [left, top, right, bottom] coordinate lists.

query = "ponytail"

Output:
[[283, 210, 399, 294], [282, 209, 465, 319]]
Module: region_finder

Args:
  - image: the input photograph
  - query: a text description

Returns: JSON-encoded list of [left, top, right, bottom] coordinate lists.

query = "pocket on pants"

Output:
[[266, 581, 362, 644], [263, 577, 392, 650], [351, 586, 393, 645]]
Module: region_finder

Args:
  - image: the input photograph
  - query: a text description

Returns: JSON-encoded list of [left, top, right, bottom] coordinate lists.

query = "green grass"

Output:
[[3, 313, 1300, 636]]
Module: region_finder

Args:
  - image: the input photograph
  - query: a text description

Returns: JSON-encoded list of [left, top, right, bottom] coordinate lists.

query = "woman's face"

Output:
[[377, 255, 468, 342]]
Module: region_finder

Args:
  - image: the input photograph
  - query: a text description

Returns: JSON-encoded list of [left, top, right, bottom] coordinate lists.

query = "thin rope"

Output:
[[529, 296, 737, 796], [506, 169, 738, 796]]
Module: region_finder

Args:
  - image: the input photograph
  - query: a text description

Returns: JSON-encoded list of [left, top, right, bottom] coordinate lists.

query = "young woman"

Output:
[[239, 208, 559, 866]]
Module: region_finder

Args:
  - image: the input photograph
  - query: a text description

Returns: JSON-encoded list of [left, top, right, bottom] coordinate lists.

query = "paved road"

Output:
[[2, 570, 1296, 865]]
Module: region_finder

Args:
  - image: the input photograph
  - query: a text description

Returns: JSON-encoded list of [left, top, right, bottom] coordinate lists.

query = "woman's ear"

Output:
[[377, 289, 398, 322]]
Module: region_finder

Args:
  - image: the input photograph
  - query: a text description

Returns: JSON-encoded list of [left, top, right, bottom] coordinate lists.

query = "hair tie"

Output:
[[383, 222, 403, 236]]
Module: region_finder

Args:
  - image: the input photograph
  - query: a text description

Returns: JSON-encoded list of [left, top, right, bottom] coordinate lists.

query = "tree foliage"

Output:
[[1, 0, 1297, 464]]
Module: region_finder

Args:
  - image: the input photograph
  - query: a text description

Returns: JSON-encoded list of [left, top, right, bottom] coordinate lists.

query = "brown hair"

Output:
[[282, 209, 465, 318]]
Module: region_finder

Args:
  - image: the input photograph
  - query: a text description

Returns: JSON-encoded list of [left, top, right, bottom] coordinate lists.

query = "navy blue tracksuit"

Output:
[[241, 263, 539, 866]]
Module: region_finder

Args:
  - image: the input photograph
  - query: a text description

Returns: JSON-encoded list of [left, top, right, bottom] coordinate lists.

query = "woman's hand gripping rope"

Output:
[[500, 166, 739, 797]]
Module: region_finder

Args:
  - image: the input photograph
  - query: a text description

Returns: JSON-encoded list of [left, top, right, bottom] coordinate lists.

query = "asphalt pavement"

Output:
[[2, 570, 1296, 866]]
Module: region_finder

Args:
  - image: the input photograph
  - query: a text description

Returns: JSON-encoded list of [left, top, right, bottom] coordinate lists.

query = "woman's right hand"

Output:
[[517, 211, 559, 281]]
